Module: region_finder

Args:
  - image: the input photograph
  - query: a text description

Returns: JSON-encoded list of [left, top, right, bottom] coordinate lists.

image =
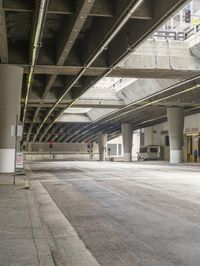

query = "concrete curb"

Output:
[[25, 164, 100, 266]]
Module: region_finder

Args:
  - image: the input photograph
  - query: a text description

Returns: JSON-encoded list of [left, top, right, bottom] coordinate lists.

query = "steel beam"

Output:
[[29, 0, 95, 140], [33, 0, 146, 142], [3, 0, 152, 19], [0, 1, 8, 63]]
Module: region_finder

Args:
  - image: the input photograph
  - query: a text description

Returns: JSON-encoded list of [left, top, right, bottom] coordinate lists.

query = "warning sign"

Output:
[[16, 153, 23, 169], [192, 18, 200, 25]]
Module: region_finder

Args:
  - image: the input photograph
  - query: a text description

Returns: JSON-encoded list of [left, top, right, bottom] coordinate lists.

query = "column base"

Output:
[[170, 150, 182, 164], [99, 154, 105, 161], [124, 153, 132, 162], [0, 149, 15, 173]]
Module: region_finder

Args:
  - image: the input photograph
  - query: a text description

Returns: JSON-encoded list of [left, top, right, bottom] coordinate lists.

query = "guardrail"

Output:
[[151, 23, 200, 41]]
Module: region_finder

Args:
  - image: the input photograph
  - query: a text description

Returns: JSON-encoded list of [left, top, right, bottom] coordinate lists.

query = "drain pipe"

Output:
[[23, 0, 49, 124], [33, 0, 145, 142]]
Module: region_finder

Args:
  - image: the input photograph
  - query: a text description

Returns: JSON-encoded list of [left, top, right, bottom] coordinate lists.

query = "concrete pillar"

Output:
[[144, 126, 154, 145], [121, 123, 133, 161], [98, 133, 107, 161], [167, 107, 184, 164], [140, 129, 144, 146], [0, 65, 23, 173]]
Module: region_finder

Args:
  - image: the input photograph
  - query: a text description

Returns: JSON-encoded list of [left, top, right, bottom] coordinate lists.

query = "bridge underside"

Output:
[[0, 0, 192, 143]]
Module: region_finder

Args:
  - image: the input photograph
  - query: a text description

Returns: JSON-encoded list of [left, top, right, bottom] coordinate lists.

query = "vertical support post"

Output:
[[144, 126, 154, 145], [0, 65, 23, 173], [13, 115, 18, 185], [167, 107, 184, 164], [121, 123, 133, 162], [98, 133, 107, 161]]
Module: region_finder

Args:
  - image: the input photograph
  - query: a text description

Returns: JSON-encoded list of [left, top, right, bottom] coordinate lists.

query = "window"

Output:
[[165, 135, 170, 146], [150, 147, 158, 153], [140, 147, 147, 153]]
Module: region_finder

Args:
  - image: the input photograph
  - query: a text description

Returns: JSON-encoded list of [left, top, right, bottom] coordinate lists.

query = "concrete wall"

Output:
[[119, 39, 200, 71], [26, 142, 98, 153], [24, 142, 99, 161], [189, 29, 200, 59], [24, 153, 99, 161], [144, 123, 167, 146], [107, 136, 123, 157], [184, 113, 200, 129]]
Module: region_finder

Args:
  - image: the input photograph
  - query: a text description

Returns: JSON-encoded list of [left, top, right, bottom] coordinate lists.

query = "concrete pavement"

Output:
[[0, 173, 54, 266], [1, 161, 200, 265], [27, 161, 200, 266]]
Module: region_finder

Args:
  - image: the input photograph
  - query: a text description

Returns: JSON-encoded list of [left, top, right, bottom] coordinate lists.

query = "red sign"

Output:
[[48, 141, 53, 149], [185, 127, 200, 133]]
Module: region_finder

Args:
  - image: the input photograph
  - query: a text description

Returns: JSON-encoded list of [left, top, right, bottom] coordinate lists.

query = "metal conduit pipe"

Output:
[[33, 0, 145, 142], [22, 0, 49, 124]]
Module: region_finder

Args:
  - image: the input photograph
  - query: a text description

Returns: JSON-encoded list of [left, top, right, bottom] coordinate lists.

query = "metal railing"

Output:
[[151, 23, 200, 41]]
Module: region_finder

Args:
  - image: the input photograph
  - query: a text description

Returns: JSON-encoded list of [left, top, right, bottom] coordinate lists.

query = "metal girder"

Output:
[[9, 0, 191, 144], [32, 0, 147, 142], [21, 99, 125, 109], [29, 0, 95, 140], [3, 0, 152, 19], [21, 64, 200, 79], [25, 117, 54, 124], [31, 0, 190, 143], [22, 65, 107, 75], [0, 1, 8, 63]]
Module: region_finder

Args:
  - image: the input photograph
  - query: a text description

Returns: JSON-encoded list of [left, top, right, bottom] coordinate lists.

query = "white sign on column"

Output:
[[16, 152, 23, 169]]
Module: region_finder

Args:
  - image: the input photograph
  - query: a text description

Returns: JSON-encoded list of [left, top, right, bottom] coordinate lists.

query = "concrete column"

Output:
[[98, 133, 107, 161], [167, 107, 184, 164], [0, 65, 23, 172], [121, 123, 133, 162], [144, 126, 154, 145], [140, 129, 144, 146]]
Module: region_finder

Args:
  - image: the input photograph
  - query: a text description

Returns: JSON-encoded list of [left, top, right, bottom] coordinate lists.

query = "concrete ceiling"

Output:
[[63, 76, 200, 143], [0, 0, 192, 143]]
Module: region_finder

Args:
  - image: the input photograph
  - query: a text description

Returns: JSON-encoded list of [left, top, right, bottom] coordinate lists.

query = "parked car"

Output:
[[137, 145, 160, 161]]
